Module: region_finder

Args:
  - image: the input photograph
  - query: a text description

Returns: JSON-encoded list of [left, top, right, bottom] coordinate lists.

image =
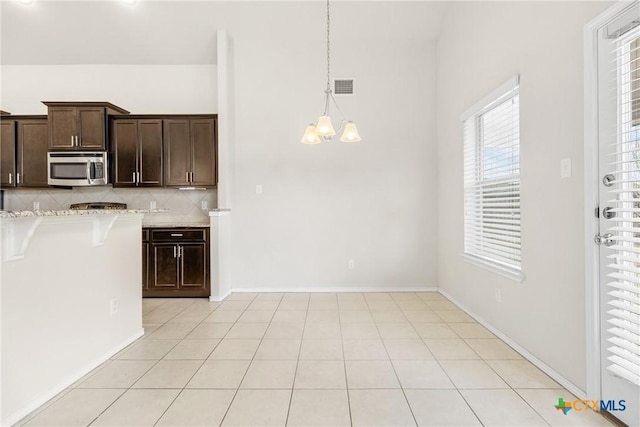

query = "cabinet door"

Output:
[[138, 120, 163, 186], [17, 120, 49, 187], [180, 242, 209, 295], [142, 241, 150, 290], [112, 120, 138, 186], [151, 244, 179, 290], [163, 120, 191, 186], [78, 107, 106, 150], [48, 107, 76, 149], [190, 119, 217, 186], [0, 121, 16, 187]]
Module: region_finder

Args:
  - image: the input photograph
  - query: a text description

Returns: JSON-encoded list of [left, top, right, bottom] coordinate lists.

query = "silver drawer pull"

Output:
[[171, 233, 183, 237]]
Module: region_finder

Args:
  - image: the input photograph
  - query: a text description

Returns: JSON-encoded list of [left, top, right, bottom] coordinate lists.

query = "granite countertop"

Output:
[[0, 209, 168, 219], [142, 223, 210, 228]]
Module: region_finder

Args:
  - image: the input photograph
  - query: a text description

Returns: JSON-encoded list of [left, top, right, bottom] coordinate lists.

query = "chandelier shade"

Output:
[[316, 116, 336, 138], [301, 125, 321, 144], [340, 122, 361, 142]]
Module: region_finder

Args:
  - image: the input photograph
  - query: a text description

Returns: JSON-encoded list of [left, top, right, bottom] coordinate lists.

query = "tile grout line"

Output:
[[336, 295, 355, 427], [283, 293, 310, 427]]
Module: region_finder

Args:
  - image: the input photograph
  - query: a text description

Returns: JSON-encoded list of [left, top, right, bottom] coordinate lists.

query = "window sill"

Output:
[[462, 253, 525, 283]]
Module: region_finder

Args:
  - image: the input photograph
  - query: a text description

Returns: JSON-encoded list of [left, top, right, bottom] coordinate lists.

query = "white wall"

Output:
[[0, 65, 217, 114], [436, 1, 612, 393], [227, 5, 439, 289]]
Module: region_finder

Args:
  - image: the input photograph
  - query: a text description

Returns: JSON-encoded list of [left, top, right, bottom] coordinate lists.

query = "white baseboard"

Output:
[[226, 286, 439, 294], [209, 289, 232, 302], [439, 289, 586, 400], [3, 329, 145, 427]]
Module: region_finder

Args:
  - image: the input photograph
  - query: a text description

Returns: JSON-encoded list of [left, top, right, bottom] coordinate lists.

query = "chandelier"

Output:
[[301, 0, 361, 144]]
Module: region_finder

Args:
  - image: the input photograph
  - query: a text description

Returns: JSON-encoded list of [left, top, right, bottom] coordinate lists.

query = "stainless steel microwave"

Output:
[[47, 152, 108, 186]]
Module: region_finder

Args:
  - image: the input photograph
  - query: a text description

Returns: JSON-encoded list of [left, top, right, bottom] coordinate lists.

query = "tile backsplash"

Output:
[[4, 187, 217, 224]]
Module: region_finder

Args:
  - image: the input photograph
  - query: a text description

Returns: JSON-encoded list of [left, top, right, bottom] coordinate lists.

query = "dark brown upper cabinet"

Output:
[[43, 102, 129, 151], [1, 120, 16, 187], [17, 119, 49, 186], [112, 119, 163, 187], [0, 116, 48, 188], [164, 118, 217, 187]]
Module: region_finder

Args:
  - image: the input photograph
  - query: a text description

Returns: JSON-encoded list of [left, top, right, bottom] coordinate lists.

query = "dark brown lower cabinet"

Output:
[[143, 227, 210, 297], [142, 229, 150, 291]]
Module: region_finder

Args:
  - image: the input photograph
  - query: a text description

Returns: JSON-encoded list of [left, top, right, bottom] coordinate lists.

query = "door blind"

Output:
[[463, 87, 522, 273], [603, 25, 640, 386]]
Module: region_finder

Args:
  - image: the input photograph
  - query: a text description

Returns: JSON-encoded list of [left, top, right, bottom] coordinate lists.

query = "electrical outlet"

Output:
[[33, 201, 40, 211], [560, 158, 572, 178], [256, 184, 263, 195], [150, 201, 157, 210], [495, 288, 502, 303], [201, 200, 208, 210], [348, 259, 355, 269], [110, 299, 119, 315]]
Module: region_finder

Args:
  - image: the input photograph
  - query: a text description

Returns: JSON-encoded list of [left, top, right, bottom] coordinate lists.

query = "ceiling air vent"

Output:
[[334, 79, 354, 95]]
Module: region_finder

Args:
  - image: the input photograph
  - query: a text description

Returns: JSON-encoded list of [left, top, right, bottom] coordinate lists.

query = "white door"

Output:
[[596, 3, 640, 426]]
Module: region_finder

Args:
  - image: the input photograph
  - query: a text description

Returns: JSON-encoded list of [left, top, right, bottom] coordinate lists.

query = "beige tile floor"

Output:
[[16, 292, 614, 427]]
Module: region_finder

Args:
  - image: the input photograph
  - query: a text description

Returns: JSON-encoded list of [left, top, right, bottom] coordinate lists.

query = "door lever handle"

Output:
[[594, 233, 614, 247]]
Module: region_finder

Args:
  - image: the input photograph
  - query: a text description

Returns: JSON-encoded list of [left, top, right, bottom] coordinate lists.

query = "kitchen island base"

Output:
[[0, 212, 144, 426]]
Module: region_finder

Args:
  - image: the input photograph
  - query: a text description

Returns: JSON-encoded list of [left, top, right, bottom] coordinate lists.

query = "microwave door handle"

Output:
[[87, 162, 94, 185]]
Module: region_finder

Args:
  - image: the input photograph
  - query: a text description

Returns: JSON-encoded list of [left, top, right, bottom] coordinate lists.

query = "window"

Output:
[[462, 76, 523, 281]]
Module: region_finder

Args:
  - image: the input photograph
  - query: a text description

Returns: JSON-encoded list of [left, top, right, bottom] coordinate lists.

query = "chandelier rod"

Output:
[[326, 0, 331, 93]]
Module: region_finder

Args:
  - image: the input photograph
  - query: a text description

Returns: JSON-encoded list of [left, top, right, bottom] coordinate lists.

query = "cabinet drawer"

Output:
[[151, 228, 207, 242]]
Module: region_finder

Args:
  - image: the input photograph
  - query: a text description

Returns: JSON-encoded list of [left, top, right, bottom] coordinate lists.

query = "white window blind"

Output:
[[463, 79, 522, 279], [603, 27, 640, 386]]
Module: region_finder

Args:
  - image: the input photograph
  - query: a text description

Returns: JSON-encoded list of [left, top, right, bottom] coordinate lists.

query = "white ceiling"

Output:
[[0, 1, 447, 65]]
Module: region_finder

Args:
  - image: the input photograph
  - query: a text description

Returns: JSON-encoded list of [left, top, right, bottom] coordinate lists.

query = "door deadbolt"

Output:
[[594, 233, 615, 247], [603, 174, 616, 187], [602, 207, 616, 219]]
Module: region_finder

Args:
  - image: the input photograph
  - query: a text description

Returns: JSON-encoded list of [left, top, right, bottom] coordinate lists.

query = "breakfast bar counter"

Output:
[[0, 210, 145, 425]]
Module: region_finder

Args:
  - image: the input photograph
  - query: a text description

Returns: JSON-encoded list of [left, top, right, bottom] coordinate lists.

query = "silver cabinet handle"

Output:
[[185, 172, 189, 182], [16, 173, 20, 184], [132, 172, 136, 183], [70, 135, 74, 146], [8, 173, 12, 184], [137, 172, 141, 183], [171, 233, 183, 237], [179, 246, 184, 257], [76, 135, 79, 147], [190, 172, 194, 182], [173, 246, 177, 258]]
